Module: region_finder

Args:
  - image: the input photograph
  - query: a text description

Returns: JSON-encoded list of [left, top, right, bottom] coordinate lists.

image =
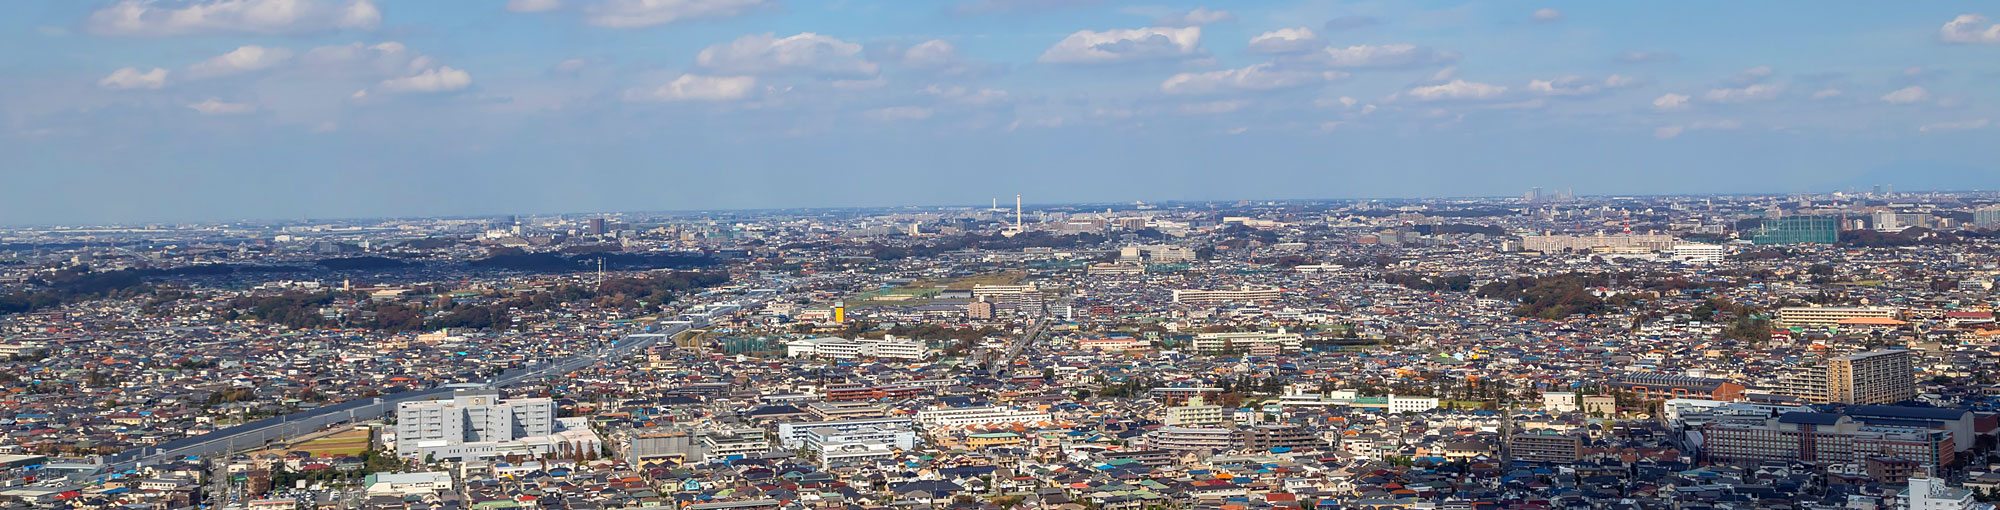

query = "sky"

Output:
[[2, 0, 1998, 225]]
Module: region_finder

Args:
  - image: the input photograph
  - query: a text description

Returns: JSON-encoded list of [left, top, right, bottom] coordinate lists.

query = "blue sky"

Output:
[[2, 0, 1998, 224]]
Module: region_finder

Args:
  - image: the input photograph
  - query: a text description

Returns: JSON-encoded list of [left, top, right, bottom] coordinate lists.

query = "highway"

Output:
[[96, 288, 777, 478]]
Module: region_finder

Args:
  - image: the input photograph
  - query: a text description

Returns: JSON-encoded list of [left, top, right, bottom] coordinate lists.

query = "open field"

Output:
[[288, 428, 372, 457]]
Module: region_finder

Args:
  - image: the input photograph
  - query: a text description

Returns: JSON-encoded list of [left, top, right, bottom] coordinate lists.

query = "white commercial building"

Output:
[[915, 406, 1053, 428], [395, 389, 556, 459], [1190, 330, 1303, 353], [786, 336, 929, 361], [1672, 244, 1726, 264]]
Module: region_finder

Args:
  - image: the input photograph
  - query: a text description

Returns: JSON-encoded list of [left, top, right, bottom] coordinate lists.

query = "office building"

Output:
[[1751, 215, 1840, 245]]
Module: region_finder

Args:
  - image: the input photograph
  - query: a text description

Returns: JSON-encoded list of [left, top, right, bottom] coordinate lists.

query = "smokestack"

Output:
[[1015, 194, 1023, 231]]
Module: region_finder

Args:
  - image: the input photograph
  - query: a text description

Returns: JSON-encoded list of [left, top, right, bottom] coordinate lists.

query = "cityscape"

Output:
[[6, 2, 2000, 510]]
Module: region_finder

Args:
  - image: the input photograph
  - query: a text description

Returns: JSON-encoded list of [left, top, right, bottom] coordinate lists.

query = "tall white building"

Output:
[[1672, 244, 1726, 264], [1899, 477, 1974, 510], [396, 389, 554, 456]]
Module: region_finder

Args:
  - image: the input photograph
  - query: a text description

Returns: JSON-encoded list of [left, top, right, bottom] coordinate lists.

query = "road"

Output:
[[96, 288, 784, 478]]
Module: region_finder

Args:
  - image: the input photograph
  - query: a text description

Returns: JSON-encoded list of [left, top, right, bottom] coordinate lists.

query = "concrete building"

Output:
[[1699, 413, 1953, 470], [1541, 392, 1577, 413], [785, 336, 929, 361], [1144, 427, 1239, 452], [1190, 330, 1303, 353], [914, 406, 1053, 428], [1173, 288, 1284, 305], [1508, 432, 1581, 463], [394, 389, 556, 459], [1830, 350, 1916, 405], [1240, 425, 1323, 451], [777, 418, 916, 448], [1775, 306, 1900, 327], [1520, 233, 1676, 253], [1163, 396, 1227, 427], [1672, 244, 1727, 264], [1900, 477, 1976, 510]]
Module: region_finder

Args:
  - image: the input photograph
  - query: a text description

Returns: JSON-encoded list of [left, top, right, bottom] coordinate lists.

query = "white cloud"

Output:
[[1604, 74, 1640, 88], [1531, 8, 1564, 22], [1038, 26, 1202, 64], [1940, 14, 2000, 43], [1881, 85, 1930, 104], [586, 0, 769, 28], [508, 0, 562, 13], [188, 45, 294, 77], [188, 98, 255, 115], [1428, 66, 1457, 82], [1689, 119, 1741, 130], [1811, 89, 1843, 100], [1919, 118, 1990, 132], [1178, 100, 1246, 115], [1157, 7, 1234, 27], [1160, 63, 1328, 95], [1652, 93, 1689, 110], [1308, 44, 1457, 69], [554, 58, 588, 74], [1247, 27, 1323, 55], [698, 33, 879, 76], [626, 74, 756, 101], [1527, 76, 1599, 96], [100, 67, 168, 89], [864, 106, 933, 121], [1653, 126, 1684, 139], [378, 66, 472, 93], [1703, 83, 1784, 103], [88, 0, 379, 36], [1406, 79, 1506, 101], [903, 39, 960, 68]]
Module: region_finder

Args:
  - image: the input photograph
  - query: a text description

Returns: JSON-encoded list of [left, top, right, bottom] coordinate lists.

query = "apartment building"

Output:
[[1829, 350, 1917, 405], [785, 336, 929, 360], [1508, 432, 1582, 463]]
